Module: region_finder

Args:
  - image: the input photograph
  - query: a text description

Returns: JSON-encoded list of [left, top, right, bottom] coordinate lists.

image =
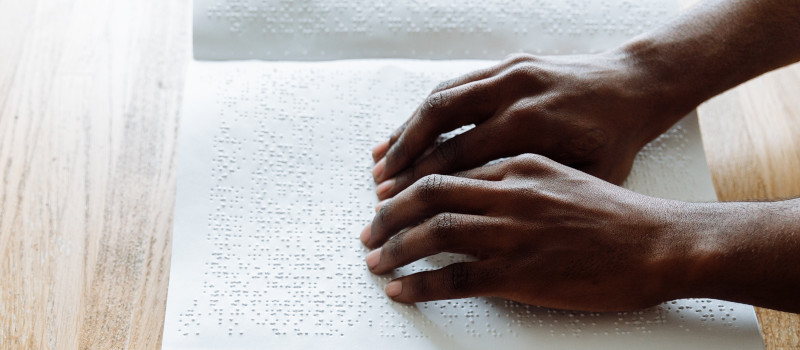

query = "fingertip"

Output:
[[385, 280, 403, 298], [375, 199, 389, 213], [372, 158, 386, 183], [376, 178, 395, 198], [372, 140, 390, 162], [365, 248, 382, 270], [360, 223, 372, 246]]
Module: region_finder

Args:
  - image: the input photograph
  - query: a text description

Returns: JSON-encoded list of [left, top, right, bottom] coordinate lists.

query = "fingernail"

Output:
[[375, 199, 389, 213], [376, 178, 395, 197], [372, 158, 386, 181], [360, 224, 371, 245], [365, 248, 381, 270], [372, 140, 390, 161], [385, 280, 402, 298]]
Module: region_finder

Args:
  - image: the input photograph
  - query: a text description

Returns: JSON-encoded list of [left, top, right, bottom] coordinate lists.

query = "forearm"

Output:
[[679, 198, 800, 312], [609, 0, 800, 138]]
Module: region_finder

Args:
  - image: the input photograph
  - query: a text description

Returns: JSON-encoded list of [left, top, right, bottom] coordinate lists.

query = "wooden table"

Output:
[[0, 0, 797, 348]]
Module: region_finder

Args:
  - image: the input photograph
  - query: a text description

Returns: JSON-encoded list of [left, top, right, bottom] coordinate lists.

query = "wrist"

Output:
[[666, 200, 800, 310], [618, 39, 698, 108], [661, 201, 733, 301], [600, 41, 701, 146], [645, 199, 723, 302]]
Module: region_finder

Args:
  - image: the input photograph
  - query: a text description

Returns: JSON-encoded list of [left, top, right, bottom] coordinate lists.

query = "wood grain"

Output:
[[0, 0, 190, 348], [698, 62, 800, 349], [0, 0, 797, 349]]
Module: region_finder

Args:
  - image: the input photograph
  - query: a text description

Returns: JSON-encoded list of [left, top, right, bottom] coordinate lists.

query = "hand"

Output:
[[361, 154, 702, 311], [371, 52, 693, 200]]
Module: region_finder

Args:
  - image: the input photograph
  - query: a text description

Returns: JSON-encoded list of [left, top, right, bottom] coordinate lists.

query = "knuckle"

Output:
[[432, 79, 455, 93], [504, 64, 537, 82], [503, 53, 536, 65], [504, 154, 539, 173], [516, 153, 548, 166], [414, 174, 448, 202], [500, 154, 555, 180], [503, 63, 552, 87], [423, 91, 450, 115], [500, 100, 537, 121], [429, 213, 459, 246]]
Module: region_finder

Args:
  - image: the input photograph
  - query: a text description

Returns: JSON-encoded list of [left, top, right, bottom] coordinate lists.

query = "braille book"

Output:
[[162, 1, 764, 349]]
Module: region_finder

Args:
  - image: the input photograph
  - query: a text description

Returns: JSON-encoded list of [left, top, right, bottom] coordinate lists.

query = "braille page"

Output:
[[193, 0, 676, 60], [163, 60, 764, 350]]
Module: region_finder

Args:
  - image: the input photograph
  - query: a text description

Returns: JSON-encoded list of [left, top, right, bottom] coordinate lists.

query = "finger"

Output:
[[372, 118, 412, 164], [375, 80, 500, 183], [429, 65, 508, 95], [385, 262, 501, 303], [451, 161, 510, 181], [366, 174, 496, 248], [372, 140, 390, 163], [366, 213, 506, 275], [430, 53, 539, 94], [372, 56, 530, 164], [376, 118, 508, 200], [453, 154, 561, 181]]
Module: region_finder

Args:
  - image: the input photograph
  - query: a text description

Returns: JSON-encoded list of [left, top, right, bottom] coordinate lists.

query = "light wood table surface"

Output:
[[0, 0, 797, 349]]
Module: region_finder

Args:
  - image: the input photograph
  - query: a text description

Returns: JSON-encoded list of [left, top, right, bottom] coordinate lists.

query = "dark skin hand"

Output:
[[371, 0, 800, 197], [369, 52, 687, 199], [364, 155, 699, 311], [363, 155, 800, 312], [363, 0, 800, 313]]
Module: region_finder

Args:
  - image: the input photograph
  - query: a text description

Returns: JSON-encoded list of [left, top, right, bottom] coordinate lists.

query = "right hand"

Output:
[[371, 52, 694, 200], [363, 154, 701, 311]]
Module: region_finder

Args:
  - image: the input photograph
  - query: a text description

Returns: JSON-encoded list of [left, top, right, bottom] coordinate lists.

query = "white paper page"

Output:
[[193, 0, 676, 60], [163, 60, 764, 350]]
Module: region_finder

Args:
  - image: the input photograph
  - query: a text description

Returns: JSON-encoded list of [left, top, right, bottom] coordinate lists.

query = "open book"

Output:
[[162, 1, 764, 349]]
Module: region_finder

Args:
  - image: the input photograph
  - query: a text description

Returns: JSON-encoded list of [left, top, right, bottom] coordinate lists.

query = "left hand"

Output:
[[360, 154, 703, 312], [369, 53, 694, 200]]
